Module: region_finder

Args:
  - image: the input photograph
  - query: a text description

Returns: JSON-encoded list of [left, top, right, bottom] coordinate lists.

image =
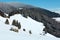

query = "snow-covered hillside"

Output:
[[0, 14, 60, 40]]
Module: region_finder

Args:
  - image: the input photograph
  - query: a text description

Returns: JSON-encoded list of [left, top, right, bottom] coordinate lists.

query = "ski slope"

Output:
[[0, 14, 60, 40]]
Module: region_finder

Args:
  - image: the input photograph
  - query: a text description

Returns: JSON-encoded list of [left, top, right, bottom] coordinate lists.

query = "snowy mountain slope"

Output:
[[0, 14, 60, 40]]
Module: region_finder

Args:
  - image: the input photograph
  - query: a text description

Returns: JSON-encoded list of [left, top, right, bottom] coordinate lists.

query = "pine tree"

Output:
[[12, 20, 21, 29], [12, 20, 16, 25], [18, 22, 21, 29], [23, 28, 25, 31], [15, 20, 18, 26], [5, 19, 9, 24], [29, 30, 32, 34], [10, 27, 13, 31]]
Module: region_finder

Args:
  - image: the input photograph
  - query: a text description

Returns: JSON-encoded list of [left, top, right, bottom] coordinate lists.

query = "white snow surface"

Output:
[[0, 14, 60, 40]]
